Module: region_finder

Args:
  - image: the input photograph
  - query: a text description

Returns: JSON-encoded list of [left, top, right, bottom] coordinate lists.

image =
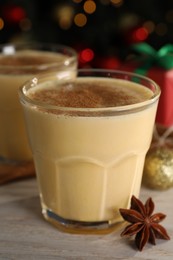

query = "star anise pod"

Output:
[[119, 195, 170, 251]]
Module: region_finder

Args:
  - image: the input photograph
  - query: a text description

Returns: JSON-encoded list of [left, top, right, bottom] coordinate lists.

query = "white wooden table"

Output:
[[0, 177, 172, 260]]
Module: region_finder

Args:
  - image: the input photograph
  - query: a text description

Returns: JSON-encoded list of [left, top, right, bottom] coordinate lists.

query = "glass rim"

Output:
[[19, 68, 161, 115], [0, 42, 77, 70]]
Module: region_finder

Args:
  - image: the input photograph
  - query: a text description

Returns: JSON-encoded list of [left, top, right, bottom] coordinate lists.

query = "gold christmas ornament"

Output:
[[143, 146, 173, 190]]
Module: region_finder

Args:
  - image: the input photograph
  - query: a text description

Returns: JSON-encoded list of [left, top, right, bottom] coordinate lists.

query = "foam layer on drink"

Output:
[[0, 50, 69, 74], [28, 77, 153, 108]]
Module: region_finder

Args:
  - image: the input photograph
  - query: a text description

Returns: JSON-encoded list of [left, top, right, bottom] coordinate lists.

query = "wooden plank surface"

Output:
[[0, 178, 172, 260]]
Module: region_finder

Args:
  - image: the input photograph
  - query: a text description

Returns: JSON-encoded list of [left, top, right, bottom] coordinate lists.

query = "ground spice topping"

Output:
[[28, 79, 152, 109]]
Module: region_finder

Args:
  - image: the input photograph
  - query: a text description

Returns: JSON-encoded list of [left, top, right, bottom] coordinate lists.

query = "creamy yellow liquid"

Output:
[[23, 77, 158, 223], [0, 50, 76, 161]]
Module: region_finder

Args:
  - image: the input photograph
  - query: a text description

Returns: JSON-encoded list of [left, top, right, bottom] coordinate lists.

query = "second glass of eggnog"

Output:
[[19, 69, 160, 233], [0, 43, 77, 180]]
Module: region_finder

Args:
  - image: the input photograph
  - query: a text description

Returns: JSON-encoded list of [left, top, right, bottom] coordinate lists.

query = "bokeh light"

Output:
[[54, 5, 74, 30], [0, 18, 4, 30], [155, 23, 167, 36], [83, 1, 96, 14], [74, 13, 87, 27], [80, 48, 95, 63], [143, 20, 155, 34], [132, 27, 149, 41], [19, 18, 32, 31], [4, 5, 26, 23], [110, 0, 123, 7]]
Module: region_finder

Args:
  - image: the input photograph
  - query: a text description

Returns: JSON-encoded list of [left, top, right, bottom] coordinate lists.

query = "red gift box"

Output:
[[118, 43, 173, 127]]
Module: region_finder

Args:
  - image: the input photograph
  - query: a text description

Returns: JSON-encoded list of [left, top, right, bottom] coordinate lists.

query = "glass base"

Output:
[[42, 208, 124, 234]]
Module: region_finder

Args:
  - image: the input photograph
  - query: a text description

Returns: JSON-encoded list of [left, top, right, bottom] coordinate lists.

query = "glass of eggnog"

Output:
[[19, 69, 160, 233], [0, 43, 77, 181]]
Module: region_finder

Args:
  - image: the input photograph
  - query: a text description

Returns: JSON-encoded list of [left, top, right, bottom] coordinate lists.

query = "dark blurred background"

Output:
[[0, 0, 173, 67]]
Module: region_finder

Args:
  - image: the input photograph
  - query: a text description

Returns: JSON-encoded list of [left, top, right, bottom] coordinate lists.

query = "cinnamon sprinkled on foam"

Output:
[[27, 78, 153, 109], [0, 50, 68, 74]]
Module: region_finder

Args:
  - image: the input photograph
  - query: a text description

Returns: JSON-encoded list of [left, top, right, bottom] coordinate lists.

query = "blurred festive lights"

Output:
[[19, 18, 32, 31], [83, 0, 96, 14], [118, 13, 139, 31], [54, 5, 74, 29], [11, 7, 26, 22], [96, 56, 120, 69], [155, 22, 167, 36], [74, 13, 87, 27], [132, 27, 149, 42], [143, 20, 155, 34], [2, 5, 26, 24], [80, 48, 95, 63], [110, 0, 123, 7], [0, 18, 4, 30]]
